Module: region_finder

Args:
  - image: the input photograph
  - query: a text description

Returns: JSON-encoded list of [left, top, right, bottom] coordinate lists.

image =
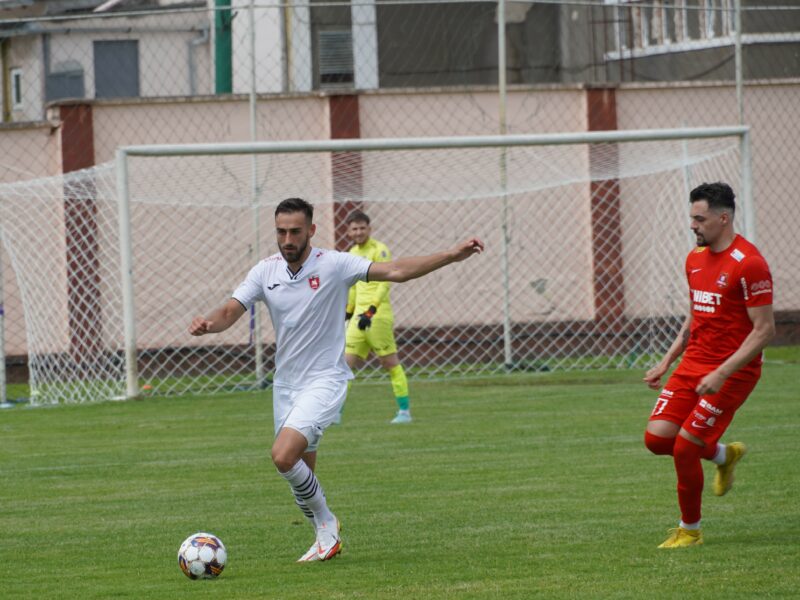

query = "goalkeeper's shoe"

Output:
[[390, 410, 412, 424], [657, 527, 703, 548], [714, 442, 747, 496]]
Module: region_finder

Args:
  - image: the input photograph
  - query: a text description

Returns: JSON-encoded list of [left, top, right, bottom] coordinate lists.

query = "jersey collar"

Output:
[[285, 247, 319, 280]]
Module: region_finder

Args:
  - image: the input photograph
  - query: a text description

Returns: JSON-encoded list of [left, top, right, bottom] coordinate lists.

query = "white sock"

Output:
[[680, 520, 701, 530], [292, 495, 316, 529], [279, 460, 335, 527], [711, 443, 727, 465]]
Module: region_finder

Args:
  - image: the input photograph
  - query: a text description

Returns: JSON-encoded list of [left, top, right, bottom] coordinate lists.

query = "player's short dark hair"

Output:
[[345, 210, 370, 225], [689, 182, 736, 215], [275, 197, 314, 223]]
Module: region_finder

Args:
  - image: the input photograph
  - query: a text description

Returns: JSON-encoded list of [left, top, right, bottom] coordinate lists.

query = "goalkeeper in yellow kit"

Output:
[[343, 210, 412, 424]]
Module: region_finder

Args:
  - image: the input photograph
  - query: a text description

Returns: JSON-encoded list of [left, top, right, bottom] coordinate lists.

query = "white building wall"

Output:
[[232, 0, 283, 94], [8, 36, 44, 123]]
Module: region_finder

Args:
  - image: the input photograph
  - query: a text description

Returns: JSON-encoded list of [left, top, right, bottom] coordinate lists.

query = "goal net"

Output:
[[0, 129, 748, 404]]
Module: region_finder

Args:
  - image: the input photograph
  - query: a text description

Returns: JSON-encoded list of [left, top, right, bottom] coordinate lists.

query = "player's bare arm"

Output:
[[643, 305, 693, 390], [695, 304, 775, 395], [368, 238, 484, 283], [188, 298, 247, 336]]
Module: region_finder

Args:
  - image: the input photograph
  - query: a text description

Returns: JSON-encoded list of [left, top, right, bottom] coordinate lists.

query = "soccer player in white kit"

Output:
[[188, 198, 484, 562]]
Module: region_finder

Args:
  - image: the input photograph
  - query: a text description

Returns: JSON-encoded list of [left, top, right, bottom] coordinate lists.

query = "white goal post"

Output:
[[0, 126, 751, 405], [115, 125, 751, 399]]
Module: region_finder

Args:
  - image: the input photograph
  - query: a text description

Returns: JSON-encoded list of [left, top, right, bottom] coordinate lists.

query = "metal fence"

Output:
[[0, 0, 798, 401], [2, 3, 798, 144]]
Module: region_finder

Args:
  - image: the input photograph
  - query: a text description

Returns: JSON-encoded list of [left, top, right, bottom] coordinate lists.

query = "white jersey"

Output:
[[232, 247, 371, 386]]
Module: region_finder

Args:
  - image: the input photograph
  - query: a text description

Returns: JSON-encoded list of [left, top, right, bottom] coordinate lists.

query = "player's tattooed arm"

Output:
[[643, 306, 692, 389], [697, 303, 776, 394], [679, 326, 691, 351]]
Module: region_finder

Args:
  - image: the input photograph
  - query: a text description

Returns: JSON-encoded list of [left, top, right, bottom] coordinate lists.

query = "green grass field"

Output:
[[2, 349, 799, 599]]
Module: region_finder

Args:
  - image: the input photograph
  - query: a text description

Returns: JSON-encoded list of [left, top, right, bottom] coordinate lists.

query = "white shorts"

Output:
[[272, 379, 348, 452]]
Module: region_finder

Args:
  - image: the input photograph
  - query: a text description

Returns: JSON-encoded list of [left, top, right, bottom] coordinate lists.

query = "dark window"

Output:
[[11, 68, 23, 107], [318, 30, 355, 88], [46, 61, 85, 102], [94, 40, 140, 98]]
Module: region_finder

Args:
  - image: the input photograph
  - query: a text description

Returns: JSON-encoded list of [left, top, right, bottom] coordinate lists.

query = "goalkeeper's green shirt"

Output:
[[347, 237, 394, 319]]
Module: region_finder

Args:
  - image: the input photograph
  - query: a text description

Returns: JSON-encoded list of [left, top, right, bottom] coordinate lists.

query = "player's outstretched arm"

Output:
[[368, 238, 484, 283], [643, 304, 693, 390], [189, 298, 247, 336], [696, 303, 775, 394]]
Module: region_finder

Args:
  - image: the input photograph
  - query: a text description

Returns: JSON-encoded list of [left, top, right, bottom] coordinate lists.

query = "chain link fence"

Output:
[[0, 0, 798, 401], [0, 132, 744, 403]]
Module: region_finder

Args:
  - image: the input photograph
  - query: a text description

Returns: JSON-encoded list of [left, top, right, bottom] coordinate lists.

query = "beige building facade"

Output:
[[0, 81, 798, 361]]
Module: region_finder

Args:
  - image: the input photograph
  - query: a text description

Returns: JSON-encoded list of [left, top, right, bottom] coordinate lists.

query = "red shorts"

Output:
[[648, 372, 759, 445]]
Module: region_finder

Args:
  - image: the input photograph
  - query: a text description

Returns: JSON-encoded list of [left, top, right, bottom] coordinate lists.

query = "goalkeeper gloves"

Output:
[[357, 305, 377, 330]]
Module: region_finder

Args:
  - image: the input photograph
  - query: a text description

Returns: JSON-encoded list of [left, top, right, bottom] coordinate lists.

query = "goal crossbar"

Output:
[[117, 126, 750, 157]]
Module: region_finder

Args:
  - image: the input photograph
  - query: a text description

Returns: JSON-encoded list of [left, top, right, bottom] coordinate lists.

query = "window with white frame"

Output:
[[11, 67, 23, 109], [607, 0, 735, 56]]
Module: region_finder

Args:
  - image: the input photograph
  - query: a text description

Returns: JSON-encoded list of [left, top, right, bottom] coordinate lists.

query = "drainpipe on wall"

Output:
[[282, 0, 291, 92], [187, 25, 210, 96], [1, 38, 10, 122], [214, 0, 233, 93]]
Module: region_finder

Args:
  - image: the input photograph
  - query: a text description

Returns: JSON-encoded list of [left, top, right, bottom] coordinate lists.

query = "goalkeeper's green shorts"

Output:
[[345, 316, 398, 359]]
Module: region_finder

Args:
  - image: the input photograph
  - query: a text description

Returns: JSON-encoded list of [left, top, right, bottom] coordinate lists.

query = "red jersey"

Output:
[[675, 234, 773, 378]]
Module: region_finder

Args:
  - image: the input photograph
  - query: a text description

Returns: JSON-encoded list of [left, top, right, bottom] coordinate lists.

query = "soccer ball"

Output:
[[178, 532, 227, 580]]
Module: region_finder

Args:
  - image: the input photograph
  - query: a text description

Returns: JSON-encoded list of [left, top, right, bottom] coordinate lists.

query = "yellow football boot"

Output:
[[714, 442, 747, 497], [658, 527, 703, 548]]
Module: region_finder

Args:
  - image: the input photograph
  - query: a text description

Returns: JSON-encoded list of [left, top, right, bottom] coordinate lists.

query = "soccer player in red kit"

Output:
[[643, 182, 775, 548]]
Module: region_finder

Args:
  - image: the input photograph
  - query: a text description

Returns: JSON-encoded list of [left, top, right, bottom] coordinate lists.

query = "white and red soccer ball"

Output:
[[178, 532, 227, 580]]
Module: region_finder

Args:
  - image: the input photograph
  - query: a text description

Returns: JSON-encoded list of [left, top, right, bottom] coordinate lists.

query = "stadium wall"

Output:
[[1, 81, 798, 366], [0, 121, 62, 361]]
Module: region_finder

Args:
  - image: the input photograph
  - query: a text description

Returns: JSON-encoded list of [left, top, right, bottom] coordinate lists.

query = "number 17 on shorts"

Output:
[[651, 389, 673, 417]]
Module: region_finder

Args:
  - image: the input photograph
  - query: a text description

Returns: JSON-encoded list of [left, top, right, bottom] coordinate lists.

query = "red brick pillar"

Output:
[[59, 103, 102, 358], [587, 87, 625, 330], [328, 94, 363, 250]]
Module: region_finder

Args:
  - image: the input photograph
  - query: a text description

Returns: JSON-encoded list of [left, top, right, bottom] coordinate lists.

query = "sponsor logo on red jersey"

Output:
[[699, 398, 723, 415], [750, 279, 772, 296], [691, 411, 716, 429], [730, 248, 745, 262], [691, 289, 722, 313]]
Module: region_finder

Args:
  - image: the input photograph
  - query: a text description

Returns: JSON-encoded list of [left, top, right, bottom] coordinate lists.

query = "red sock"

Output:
[[700, 441, 718, 461], [644, 431, 675, 456], [673, 435, 705, 525]]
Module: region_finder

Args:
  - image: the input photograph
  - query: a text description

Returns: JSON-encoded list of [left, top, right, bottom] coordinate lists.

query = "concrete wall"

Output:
[[0, 122, 61, 355], [3, 12, 212, 123], [0, 81, 798, 358], [616, 82, 800, 313]]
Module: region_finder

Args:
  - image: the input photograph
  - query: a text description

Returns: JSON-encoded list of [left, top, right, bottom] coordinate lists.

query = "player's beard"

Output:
[[279, 236, 309, 264], [694, 232, 708, 247]]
